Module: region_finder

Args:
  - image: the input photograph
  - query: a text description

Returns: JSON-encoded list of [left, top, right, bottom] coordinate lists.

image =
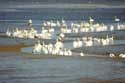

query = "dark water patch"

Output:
[[10, 75, 67, 79], [0, 8, 125, 21], [0, 69, 16, 75]]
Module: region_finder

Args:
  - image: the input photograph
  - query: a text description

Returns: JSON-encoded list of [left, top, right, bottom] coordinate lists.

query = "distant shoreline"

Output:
[[1, 3, 125, 9]]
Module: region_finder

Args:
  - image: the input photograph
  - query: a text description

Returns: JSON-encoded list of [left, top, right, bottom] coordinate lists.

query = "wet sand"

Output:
[[0, 44, 31, 52], [73, 77, 125, 83]]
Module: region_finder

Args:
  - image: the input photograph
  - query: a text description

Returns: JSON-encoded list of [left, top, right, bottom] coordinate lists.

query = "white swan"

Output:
[[28, 28, 37, 38], [67, 49, 72, 56], [93, 38, 101, 46], [86, 40, 93, 46], [117, 23, 121, 30], [61, 27, 71, 33], [33, 41, 42, 54], [110, 25, 114, 31], [43, 21, 47, 27], [73, 39, 78, 48], [47, 21, 51, 26], [62, 19, 66, 24], [115, 17, 121, 30], [85, 37, 93, 46], [58, 48, 64, 56], [12, 28, 22, 38], [55, 41, 63, 49], [109, 35, 114, 44], [6, 29, 11, 36], [109, 53, 115, 58], [89, 17, 94, 23], [101, 39, 107, 46], [106, 35, 110, 44], [115, 17, 120, 22], [42, 46, 48, 54], [28, 19, 33, 27], [80, 52, 84, 56], [64, 48, 69, 56], [72, 27, 79, 33], [119, 53, 125, 58], [49, 28, 55, 33], [47, 44, 53, 54], [41, 29, 48, 33], [59, 33, 65, 38], [63, 49, 72, 56], [77, 38, 83, 47], [28, 19, 32, 24], [56, 20, 61, 27], [82, 37, 87, 41]]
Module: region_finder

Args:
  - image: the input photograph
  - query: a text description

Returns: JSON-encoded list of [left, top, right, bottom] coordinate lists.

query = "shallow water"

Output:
[[0, 6, 125, 83], [0, 52, 124, 83], [0, 8, 125, 32]]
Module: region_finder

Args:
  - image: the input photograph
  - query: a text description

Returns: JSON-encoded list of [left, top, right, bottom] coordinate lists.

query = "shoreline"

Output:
[[0, 44, 31, 52]]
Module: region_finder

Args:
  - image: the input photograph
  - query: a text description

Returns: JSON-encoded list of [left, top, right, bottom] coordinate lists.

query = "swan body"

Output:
[[80, 52, 84, 56], [33, 41, 42, 54], [6, 29, 11, 36], [119, 54, 125, 58], [109, 53, 115, 58], [110, 25, 114, 31]]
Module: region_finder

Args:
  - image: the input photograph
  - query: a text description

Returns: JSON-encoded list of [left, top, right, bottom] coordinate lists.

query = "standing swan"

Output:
[[6, 28, 11, 36], [28, 19, 33, 27], [115, 16, 121, 30], [32, 41, 42, 54]]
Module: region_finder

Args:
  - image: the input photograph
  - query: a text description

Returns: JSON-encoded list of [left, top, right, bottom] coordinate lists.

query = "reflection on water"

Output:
[[0, 52, 124, 83]]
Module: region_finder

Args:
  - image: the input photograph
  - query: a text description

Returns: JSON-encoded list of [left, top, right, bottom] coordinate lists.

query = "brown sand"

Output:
[[0, 45, 31, 52], [72, 77, 125, 83], [86, 81, 125, 83]]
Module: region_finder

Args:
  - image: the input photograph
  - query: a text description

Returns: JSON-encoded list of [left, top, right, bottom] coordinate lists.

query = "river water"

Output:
[[0, 6, 125, 83], [0, 52, 125, 83]]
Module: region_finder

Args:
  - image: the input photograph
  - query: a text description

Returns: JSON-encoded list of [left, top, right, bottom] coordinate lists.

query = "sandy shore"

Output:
[[75, 77, 125, 83], [86, 80, 125, 83], [0, 44, 31, 52]]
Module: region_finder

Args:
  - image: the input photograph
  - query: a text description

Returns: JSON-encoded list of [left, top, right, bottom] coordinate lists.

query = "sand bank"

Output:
[[0, 45, 31, 52]]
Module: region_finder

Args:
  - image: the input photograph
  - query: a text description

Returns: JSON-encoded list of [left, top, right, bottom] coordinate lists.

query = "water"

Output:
[[0, 6, 125, 83], [0, 52, 125, 83], [0, 8, 125, 32]]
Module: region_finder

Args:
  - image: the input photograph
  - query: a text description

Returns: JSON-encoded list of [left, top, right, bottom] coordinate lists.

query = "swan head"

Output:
[[28, 19, 32, 24], [62, 19, 65, 24]]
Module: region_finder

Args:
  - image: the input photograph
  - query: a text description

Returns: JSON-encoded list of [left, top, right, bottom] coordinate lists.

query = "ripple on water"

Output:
[[0, 52, 125, 83]]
